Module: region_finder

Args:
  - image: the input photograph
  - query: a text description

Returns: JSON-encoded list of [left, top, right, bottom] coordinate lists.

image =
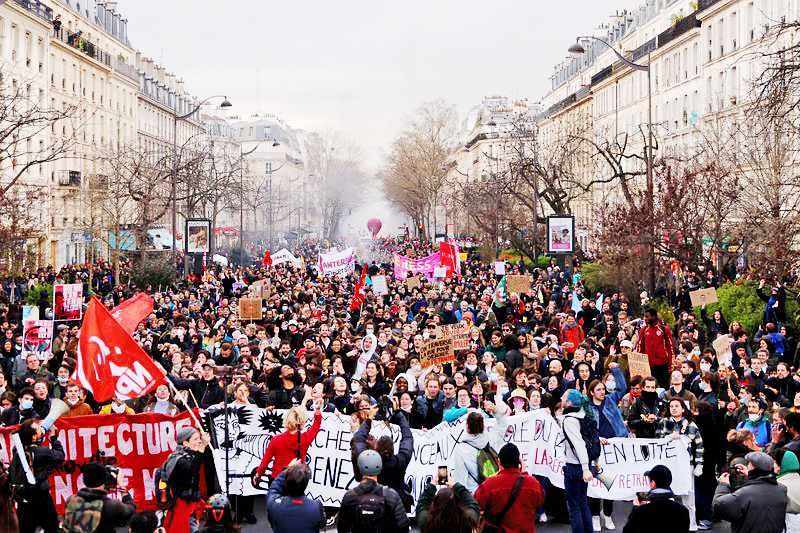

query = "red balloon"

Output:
[[367, 218, 382, 236]]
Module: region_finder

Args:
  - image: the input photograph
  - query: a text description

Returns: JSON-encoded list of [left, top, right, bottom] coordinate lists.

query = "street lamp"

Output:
[[171, 95, 232, 271], [569, 36, 655, 295]]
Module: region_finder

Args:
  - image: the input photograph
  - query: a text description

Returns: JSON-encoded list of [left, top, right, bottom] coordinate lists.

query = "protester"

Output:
[[772, 448, 800, 531], [560, 389, 595, 533], [162, 427, 211, 533], [621, 465, 690, 533], [253, 401, 322, 485], [475, 443, 545, 533], [266, 459, 326, 533], [61, 461, 136, 533], [415, 471, 479, 533], [451, 402, 509, 494]]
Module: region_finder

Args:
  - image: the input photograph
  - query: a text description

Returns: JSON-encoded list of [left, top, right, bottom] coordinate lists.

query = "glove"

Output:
[[693, 464, 703, 477]]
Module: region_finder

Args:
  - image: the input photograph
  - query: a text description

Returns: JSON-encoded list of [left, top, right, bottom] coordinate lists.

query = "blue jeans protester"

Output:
[[563, 463, 593, 533]]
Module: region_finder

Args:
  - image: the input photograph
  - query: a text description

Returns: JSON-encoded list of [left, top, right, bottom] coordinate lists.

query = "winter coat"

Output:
[[655, 417, 704, 475], [415, 482, 479, 531], [736, 415, 771, 448], [451, 406, 509, 493], [267, 470, 325, 533], [64, 487, 136, 533], [591, 367, 628, 438], [713, 476, 787, 533], [559, 408, 591, 470], [337, 479, 409, 533], [475, 468, 545, 533], [621, 488, 690, 533], [778, 450, 800, 531]]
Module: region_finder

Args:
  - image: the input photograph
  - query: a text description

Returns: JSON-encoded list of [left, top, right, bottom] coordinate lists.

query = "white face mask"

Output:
[[605, 381, 616, 392], [351, 382, 360, 392], [465, 364, 477, 372], [498, 386, 509, 396], [700, 363, 711, 373], [748, 413, 761, 422], [112, 402, 127, 413]]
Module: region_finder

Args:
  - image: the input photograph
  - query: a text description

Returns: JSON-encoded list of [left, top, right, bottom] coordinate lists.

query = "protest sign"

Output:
[[205, 408, 693, 508], [438, 324, 470, 350], [393, 252, 440, 281], [0, 411, 199, 514], [272, 248, 303, 268], [628, 352, 652, 378], [23, 319, 53, 358], [239, 298, 263, 321], [419, 337, 455, 366], [494, 261, 506, 275], [22, 305, 38, 321], [318, 248, 356, 277], [249, 279, 271, 300], [405, 276, 422, 290], [690, 287, 718, 308], [371, 275, 389, 296], [433, 266, 447, 279], [506, 274, 531, 295], [54, 283, 83, 320]]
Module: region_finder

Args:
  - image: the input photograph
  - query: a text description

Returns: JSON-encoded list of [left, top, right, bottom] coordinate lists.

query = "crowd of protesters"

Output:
[[0, 237, 798, 533]]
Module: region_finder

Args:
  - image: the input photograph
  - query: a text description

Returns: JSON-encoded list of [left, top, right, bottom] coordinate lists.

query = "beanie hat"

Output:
[[177, 427, 199, 445], [780, 450, 800, 477], [82, 462, 107, 488], [498, 443, 521, 469]]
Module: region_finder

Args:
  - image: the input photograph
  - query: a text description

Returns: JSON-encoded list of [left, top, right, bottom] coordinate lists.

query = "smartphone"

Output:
[[635, 491, 650, 503], [437, 466, 448, 485]]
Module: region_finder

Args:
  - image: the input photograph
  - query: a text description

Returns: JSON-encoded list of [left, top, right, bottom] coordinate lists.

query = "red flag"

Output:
[[349, 265, 368, 311], [74, 296, 166, 402], [110, 293, 154, 335], [262, 250, 272, 267], [439, 242, 459, 279]]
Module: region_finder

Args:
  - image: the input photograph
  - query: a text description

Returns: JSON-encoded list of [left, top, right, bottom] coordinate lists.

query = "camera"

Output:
[[375, 395, 394, 422]]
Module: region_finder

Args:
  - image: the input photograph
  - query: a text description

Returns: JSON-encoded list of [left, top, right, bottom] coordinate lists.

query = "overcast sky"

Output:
[[121, 0, 635, 170]]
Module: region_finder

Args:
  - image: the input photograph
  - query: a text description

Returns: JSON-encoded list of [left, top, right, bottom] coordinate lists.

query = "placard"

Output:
[[419, 337, 455, 366], [249, 279, 271, 300], [54, 283, 83, 320], [506, 274, 531, 295], [547, 215, 575, 254], [23, 320, 53, 358], [371, 275, 388, 296], [433, 266, 447, 279], [405, 276, 421, 290], [628, 352, 652, 378], [690, 287, 718, 308], [494, 261, 506, 275], [22, 305, 38, 321], [438, 324, 470, 350], [186, 218, 211, 253], [239, 298, 263, 321]]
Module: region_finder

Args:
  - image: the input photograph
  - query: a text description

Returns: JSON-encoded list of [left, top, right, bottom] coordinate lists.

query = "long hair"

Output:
[[421, 487, 478, 533]]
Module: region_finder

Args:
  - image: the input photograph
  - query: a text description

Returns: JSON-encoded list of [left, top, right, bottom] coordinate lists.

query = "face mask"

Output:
[[351, 382, 360, 392], [20, 399, 33, 410], [465, 364, 477, 372], [112, 402, 127, 413], [749, 413, 761, 423], [699, 382, 709, 392], [366, 329, 374, 336], [691, 349, 701, 357], [605, 381, 616, 392], [57, 376, 69, 383], [700, 363, 711, 372]]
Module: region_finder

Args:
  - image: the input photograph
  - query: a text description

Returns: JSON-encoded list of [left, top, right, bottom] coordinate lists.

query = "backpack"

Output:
[[154, 447, 190, 509], [61, 494, 104, 533], [353, 486, 385, 532], [469, 443, 501, 484], [564, 414, 601, 462], [8, 445, 36, 503]]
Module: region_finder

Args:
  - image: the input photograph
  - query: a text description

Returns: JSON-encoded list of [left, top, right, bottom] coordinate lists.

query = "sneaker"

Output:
[[538, 512, 548, 523], [593, 515, 602, 532], [604, 515, 616, 530], [698, 520, 712, 530]]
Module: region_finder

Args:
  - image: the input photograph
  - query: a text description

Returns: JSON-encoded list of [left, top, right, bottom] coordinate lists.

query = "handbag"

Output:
[[479, 474, 525, 533]]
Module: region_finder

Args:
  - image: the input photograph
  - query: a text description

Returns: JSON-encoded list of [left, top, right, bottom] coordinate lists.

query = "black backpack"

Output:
[[354, 486, 385, 532], [565, 414, 601, 462], [154, 447, 191, 509]]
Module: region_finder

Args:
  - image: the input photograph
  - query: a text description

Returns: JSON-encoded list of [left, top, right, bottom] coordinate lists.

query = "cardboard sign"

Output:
[[506, 274, 531, 295], [419, 337, 455, 366], [433, 266, 447, 279], [628, 352, 652, 378], [438, 324, 470, 350], [690, 287, 718, 308], [372, 275, 389, 296], [494, 261, 506, 275], [249, 280, 272, 300], [239, 298, 263, 321], [405, 276, 422, 290]]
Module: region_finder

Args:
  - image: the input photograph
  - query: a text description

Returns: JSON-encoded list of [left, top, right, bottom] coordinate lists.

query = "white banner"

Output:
[[318, 248, 355, 278], [203, 406, 692, 505], [272, 248, 302, 268]]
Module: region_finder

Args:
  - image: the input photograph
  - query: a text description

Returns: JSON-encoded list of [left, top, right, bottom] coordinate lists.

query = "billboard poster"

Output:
[[54, 283, 83, 321], [547, 215, 575, 254], [186, 219, 211, 254]]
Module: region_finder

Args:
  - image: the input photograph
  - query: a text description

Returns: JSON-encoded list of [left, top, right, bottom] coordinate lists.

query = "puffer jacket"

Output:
[[713, 476, 787, 533], [451, 406, 509, 493]]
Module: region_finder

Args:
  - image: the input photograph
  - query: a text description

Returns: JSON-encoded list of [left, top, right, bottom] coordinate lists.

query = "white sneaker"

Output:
[[538, 512, 548, 523], [593, 515, 602, 532], [604, 515, 616, 530]]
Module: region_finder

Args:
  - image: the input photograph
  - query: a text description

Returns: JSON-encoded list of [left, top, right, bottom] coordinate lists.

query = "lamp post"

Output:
[[568, 36, 655, 295], [172, 95, 232, 272]]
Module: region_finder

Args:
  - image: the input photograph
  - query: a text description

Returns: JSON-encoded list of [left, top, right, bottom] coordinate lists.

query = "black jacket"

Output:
[[337, 479, 409, 533], [64, 487, 136, 533], [713, 475, 788, 533], [166, 446, 205, 502], [622, 489, 689, 533], [168, 375, 225, 408]]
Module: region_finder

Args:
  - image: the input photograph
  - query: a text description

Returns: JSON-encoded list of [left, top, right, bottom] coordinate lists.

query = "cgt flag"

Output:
[[349, 264, 368, 311], [74, 296, 165, 402], [110, 293, 154, 335]]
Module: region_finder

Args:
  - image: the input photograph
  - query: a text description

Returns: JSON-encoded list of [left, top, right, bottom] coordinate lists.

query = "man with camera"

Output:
[[62, 462, 136, 533], [351, 395, 414, 510], [622, 465, 689, 533]]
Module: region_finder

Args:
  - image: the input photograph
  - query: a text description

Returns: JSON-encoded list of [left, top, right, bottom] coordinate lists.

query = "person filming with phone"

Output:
[[415, 466, 479, 533], [622, 465, 689, 533]]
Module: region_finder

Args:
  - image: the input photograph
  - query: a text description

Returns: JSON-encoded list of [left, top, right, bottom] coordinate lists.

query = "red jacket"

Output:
[[475, 468, 545, 533], [256, 411, 322, 478], [634, 322, 675, 369], [560, 323, 585, 354]]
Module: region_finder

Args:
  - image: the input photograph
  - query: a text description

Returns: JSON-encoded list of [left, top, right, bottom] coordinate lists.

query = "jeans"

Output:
[[694, 474, 716, 522], [564, 463, 593, 533]]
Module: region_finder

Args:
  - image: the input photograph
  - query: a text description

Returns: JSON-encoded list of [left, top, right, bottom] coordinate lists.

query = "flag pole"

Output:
[[167, 380, 211, 448]]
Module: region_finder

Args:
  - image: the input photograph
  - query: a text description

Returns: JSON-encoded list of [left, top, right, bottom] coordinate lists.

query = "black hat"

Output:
[[498, 443, 520, 469], [645, 465, 672, 489], [82, 462, 107, 488]]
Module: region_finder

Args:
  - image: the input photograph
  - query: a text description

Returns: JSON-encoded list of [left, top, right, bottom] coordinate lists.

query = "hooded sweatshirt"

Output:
[[779, 450, 800, 515], [451, 402, 509, 493]]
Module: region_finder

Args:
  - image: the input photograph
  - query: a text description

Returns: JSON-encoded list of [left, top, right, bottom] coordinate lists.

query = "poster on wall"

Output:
[[54, 283, 83, 320], [547, 215, 575, 254], [186, 219, 211, 254], [23, 320, 53, 358]]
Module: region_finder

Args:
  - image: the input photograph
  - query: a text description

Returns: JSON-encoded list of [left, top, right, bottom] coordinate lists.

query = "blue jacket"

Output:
[[414, 392, 444, 425], [267, 470, 326, 533], [443, 406, 489, 423], [592, 367, 628, 438], [736, 416, 771, 448]]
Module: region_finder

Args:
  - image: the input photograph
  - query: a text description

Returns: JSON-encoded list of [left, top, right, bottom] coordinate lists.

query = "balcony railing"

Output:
[[115, 58, 139, 83], [53, 27, 112, 67], [12, 0, 53, 22]]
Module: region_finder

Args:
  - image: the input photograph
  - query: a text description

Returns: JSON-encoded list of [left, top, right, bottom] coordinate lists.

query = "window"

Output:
[[718, 72, 725, 107], [707, 76, 713, 112], [731, 12, 738, 50], [719, 18, 725, 56], [11, 24, 17, 61], [747, 3, 754, 43], [693, 42, 699, 75], [731, 66, 738, 104], [683, 48, 688, 80], [665, 57, 671, 87], [707, 24, 713, 62]]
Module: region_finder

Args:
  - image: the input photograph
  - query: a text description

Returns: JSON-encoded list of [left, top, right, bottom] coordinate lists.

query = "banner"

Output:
[[393, 252, 440, 281], [318, 248, 356, 277], [23, 319, 53, 358], [272, 248, 302, 268], [0, 411, 199, 515], [54, 283, 83, 321], [205, 408, 693, 507]]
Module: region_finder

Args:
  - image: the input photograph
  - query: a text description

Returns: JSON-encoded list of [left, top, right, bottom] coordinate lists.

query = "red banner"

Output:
[[0, 411, 201, 514]]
